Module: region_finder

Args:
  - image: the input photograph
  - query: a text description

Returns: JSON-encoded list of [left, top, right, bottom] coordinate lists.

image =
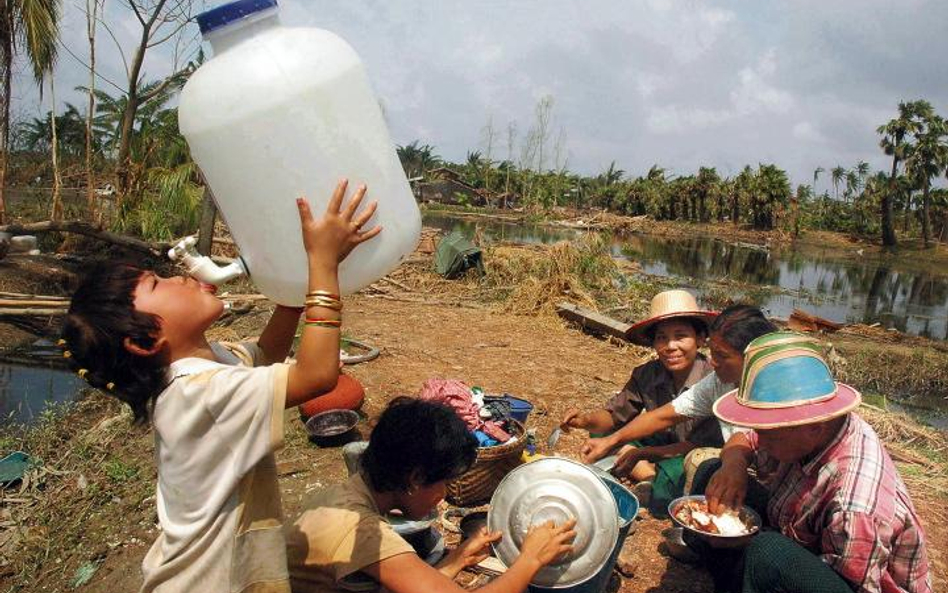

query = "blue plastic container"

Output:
[[503, 395, 534, 423], [529, 478, 638, 593]]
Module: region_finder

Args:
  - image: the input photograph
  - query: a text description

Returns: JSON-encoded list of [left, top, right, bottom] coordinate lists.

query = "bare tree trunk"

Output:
[[196, 182, 217, 256], [902, 192, 911, 234], [49, 76, 64, 221], [115, 0, 174, 200], [0, 14, 13, 226], [881, 156, 898, 247], [921, 180, 932, 248], [85, 0, 101, 222]]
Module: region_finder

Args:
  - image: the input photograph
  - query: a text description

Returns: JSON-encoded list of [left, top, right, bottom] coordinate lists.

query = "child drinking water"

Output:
[[60, 179, 380, 593]]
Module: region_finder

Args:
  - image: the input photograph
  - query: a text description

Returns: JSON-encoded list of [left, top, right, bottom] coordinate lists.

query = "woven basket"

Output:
[[446, 421, 526, 507]]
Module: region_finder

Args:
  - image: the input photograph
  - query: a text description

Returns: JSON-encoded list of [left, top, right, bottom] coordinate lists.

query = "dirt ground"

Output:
[[23, 291, 939, 593], [0, 230, 946, 592]]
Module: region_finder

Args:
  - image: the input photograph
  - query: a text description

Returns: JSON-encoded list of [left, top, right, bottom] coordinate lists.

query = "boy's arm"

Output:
[[257, 305, 304, 365]]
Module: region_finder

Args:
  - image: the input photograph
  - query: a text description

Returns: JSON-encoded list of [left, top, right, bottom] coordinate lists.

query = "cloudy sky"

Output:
[[11, 0, 948, 189]]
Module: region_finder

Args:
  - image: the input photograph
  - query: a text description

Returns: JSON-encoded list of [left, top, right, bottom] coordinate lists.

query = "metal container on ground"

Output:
[[488, 458, 639, 592]]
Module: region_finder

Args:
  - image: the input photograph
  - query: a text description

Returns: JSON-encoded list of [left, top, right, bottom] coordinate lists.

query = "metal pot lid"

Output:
[[488, 457, 620, 588]]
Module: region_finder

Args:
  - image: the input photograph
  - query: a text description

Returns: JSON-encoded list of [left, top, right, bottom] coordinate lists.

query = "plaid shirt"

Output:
[[749, 414, 931, 593]]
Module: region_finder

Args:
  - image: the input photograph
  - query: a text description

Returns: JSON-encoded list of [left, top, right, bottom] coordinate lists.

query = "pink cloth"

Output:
[[418, 379, 511, 443]]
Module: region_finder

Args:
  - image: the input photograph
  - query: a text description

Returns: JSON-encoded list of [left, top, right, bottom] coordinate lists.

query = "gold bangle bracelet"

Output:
[[305, 299, 343, 311]]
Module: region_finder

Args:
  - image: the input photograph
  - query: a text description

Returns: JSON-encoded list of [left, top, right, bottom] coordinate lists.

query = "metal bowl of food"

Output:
[[668, 495, 761, 549], [304, 409, 360, 445]]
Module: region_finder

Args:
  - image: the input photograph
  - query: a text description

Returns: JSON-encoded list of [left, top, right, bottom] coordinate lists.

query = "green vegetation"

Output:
[[401, 97, 948, 249]]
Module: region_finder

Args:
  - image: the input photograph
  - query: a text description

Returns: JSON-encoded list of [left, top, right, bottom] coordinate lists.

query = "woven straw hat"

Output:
[[626, 289, 717, 346], [713, 331, 861, 429]]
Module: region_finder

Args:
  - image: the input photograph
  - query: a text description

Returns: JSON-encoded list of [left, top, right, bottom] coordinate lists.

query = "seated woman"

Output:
[[581, 305, 777, 483], [286, 398, 576, 593], [696, 332, 932, 593], [560, 289, 721, 507]]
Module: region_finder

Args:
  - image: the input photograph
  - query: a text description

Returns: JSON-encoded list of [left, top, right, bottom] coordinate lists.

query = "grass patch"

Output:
[[0, 394, 155, 589]]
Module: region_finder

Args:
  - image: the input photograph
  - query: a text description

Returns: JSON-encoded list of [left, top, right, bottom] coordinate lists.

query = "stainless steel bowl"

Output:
[[667, 495, 761, 549], [488, 457, 620, 588], [304, 409, 359, 444]]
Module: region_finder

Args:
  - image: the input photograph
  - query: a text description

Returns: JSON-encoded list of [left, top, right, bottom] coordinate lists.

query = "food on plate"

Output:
[[673, 499, 751, 536]]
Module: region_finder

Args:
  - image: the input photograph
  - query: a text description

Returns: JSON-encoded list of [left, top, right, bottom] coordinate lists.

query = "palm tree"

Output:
[[831, 166, 845, 202], [753, 164, 790, 230], [695, 166, 720, 222], [396, 140, 441, 179], [812, 166, 824, 192], [812, 167, 825, 228], [877, 100, 932, 246], [0, 0, 62, 223], [22, 105, 88, 156], [597, 161, 625, 186], [732, 165, 755, 224], [905, 114, 948, 247]]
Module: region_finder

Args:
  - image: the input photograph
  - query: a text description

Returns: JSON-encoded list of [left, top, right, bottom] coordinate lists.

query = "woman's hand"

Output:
[[438, 527, 502, 577], [610, 444, 642, 477], [580, 436, 615, 464], [297, 179, 382, 268], [518, 519, 577, 567], [705, 463, 748, 514], [560, 409, 586, 432]]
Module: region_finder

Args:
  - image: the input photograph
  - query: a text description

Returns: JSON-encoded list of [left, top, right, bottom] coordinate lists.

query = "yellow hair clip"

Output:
[[63, 350, 72, 359], [77, 369, 89, 379], [57, 339, 67, 347]]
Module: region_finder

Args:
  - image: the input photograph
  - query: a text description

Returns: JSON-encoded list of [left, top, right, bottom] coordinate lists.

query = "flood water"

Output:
[[424, 213, 948, 341], [0, 363, 87, 425], [425, 212, 948, 430]]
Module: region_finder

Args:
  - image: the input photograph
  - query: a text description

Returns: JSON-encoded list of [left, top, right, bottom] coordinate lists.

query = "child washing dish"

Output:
[[60, 179, 380, 592]]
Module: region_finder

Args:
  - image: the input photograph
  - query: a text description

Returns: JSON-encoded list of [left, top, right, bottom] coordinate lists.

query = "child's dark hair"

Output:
[[361, 399, 478, 493], [644, 316, 709, 345], [61, 262, 168, 423], [708, 304, 777, 353]]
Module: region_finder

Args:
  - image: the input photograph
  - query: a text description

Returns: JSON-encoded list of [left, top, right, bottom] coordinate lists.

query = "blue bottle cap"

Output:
[[196, 0, 278, 36]]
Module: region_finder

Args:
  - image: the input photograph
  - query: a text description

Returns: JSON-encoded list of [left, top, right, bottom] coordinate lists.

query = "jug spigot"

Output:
[[168, 235, 247, 288]]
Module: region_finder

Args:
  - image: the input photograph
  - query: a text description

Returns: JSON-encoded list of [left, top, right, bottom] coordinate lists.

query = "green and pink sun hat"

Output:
[[713, 331, 861, 429]]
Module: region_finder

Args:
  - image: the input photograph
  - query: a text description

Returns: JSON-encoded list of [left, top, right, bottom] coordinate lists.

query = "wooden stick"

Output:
[[0, 308, 66, 316], [0, 299, 70, 307], [0, 220, 169, 255], [0, 291, 68, 301]]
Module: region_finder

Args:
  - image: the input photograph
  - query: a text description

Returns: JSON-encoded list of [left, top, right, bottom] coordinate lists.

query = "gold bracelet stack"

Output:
[[303, 290, 342, 329], [304, 290, 342, 311]]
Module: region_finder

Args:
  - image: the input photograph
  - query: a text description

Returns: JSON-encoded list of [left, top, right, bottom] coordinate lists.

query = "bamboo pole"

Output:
[[0, 299, 69, 307], [0, 308, 67, 316]]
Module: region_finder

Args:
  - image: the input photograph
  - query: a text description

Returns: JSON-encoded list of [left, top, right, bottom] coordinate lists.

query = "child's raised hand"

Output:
[[296, 179, 382, 267]]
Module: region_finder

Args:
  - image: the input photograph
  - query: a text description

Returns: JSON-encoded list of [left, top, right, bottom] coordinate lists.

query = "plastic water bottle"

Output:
[[179, 0, 421, 304]]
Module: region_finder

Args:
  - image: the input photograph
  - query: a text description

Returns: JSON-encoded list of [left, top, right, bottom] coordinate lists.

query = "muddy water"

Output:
[[425, 212, 948, 430], [0, 363, 87, 425], [423, 213, 948, 341]]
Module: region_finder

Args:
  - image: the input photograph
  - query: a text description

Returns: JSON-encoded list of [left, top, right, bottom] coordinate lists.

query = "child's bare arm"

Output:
[[257, 305, 304, 365], [285, 180, 380, 407]]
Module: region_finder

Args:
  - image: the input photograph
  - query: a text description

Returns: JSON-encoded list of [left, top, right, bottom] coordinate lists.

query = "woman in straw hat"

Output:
[[582, 305, 777, 486], [690, 331, 931, 593], [560, 289, 721, 508]]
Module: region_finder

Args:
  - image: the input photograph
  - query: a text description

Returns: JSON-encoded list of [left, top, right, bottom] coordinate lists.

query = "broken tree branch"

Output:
[[0, 220, 169, 256]]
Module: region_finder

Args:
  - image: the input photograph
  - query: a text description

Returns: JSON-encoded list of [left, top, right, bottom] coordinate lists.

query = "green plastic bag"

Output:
[[434, 230, 484, 279]]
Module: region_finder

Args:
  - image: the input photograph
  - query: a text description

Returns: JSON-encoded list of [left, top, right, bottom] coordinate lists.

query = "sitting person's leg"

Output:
[[742, 532, 853, 593]]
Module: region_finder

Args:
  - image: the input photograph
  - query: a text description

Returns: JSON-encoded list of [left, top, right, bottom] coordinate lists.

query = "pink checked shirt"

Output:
[[749, 414, 931, 593]]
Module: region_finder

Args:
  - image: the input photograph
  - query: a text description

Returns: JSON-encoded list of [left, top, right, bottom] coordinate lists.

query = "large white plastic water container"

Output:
[[179, 0, 421, 304]]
